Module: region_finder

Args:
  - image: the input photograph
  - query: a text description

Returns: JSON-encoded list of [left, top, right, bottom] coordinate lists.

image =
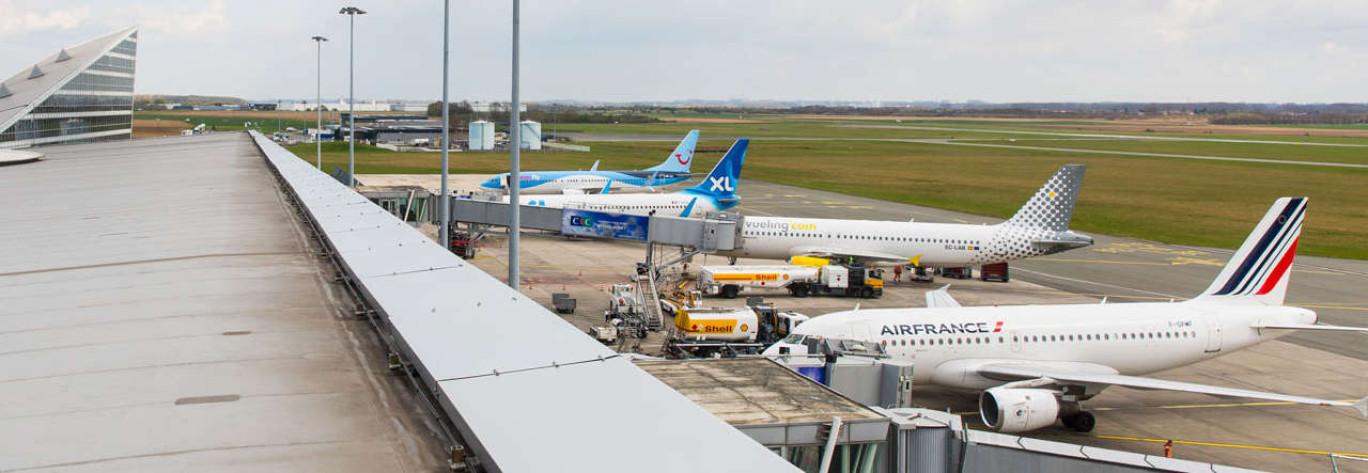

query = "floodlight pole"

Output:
[[312, 35, 328, 170], [440, 0, 450, 251], [508, 0, 521, 290], [340, 6, 366, 187]]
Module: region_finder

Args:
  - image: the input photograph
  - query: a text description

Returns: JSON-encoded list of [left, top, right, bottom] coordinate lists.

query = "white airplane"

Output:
[[764, 197, 1368, 433], [720, 165, 1093, 268], [512, 139, 748, 218]]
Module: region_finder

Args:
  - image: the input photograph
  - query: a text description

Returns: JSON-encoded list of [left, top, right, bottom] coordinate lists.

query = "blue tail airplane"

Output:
[[480, 130, 699, 194], [514, 139, 749, 218]]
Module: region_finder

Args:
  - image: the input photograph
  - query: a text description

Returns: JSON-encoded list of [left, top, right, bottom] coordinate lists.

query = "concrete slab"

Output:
[[0, 134, 443, 472]]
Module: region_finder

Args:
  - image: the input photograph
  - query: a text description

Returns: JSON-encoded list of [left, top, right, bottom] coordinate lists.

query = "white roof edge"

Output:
[[247, 131, 801, 472]]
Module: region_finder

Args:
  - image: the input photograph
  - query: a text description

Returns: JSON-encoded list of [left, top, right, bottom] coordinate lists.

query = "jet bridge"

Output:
[[449, 198, 743, 254]]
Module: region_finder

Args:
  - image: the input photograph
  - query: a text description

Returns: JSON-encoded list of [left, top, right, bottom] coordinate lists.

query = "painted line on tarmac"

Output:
[[834, 124, 1368, 148], [1012, 266, 1184, 299], [933, 140, 1368, 169], [1095, 435, 1368, 459]]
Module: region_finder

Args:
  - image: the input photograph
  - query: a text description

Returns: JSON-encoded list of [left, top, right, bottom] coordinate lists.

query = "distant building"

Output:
[[0, 27, 138, 149], [519, 120, 541, 150], [469, 120, 495, 150]]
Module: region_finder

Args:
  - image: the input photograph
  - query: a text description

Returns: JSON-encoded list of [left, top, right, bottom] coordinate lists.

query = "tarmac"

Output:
[[433, 173, 1368, 472], [0, 135, 444, 472]]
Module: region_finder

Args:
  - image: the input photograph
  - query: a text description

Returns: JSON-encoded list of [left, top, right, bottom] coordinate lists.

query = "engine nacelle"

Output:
[[979, 388, 1061, 433]]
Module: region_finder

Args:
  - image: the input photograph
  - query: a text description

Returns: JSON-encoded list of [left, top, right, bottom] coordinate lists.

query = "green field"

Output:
[[286, 124, 1368, 260]]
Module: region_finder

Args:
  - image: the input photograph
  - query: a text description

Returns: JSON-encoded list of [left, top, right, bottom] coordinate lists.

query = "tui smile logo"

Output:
[[677, 149, 693, 165]]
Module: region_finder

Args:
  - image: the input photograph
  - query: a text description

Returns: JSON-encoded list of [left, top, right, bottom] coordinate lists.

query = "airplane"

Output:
[[479, 130, 699, 194], [720, 164, 1094, 268], [763, 197, 1368, 434], [513, 139, 749, 218]]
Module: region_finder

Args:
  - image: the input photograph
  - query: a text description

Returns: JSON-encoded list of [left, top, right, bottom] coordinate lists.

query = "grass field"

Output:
[[285, 129, 1368, 260]]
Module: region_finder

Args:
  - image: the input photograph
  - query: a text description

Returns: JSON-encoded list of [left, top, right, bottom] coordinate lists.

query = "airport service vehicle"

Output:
[[699, 265, 818, 298], [481, 130, 699, 194], [749, 300, 811, 345], [514, 139, 748, 218], [722, 165, 1093, 269], [699, 258, 884, 299], [765, 197, 1368, 433], [675, 306, 758, 343]]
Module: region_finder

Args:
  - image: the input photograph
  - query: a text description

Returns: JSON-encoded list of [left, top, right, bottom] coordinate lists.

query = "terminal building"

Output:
[[0, 27, 138, 149]]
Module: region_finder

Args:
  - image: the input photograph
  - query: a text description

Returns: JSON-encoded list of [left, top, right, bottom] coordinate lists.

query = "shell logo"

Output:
[[783, 274, 790, 280], [691, 324, 699, 330], [740, 324, 749, 332]]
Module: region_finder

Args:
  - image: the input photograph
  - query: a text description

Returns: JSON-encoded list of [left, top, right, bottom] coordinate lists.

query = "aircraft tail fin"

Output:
[[647, 130, 700, 173], [1003, 164, 1086, 232], [1195, 197, 1307, 305], [685, 139, 747, 200]]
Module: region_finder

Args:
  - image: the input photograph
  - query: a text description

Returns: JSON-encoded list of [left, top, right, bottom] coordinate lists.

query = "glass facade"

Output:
[[0, 30, 136, 147]]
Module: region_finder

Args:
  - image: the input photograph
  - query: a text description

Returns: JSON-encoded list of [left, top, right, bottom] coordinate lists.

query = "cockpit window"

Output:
[[781, 334, 806, 344]]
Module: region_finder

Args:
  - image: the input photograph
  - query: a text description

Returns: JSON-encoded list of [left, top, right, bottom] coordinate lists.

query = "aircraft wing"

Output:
[[925, 285, 961, 308], [1251, 323, 1368, 333], [977, 363, 1368, 416], [789, 246, 917, 265]]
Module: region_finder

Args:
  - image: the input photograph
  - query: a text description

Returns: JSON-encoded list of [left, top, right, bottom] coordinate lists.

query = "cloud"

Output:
[[1319, 42, 1347, 54], [0, 0, 91, 35], [135, 0, 228, 37]]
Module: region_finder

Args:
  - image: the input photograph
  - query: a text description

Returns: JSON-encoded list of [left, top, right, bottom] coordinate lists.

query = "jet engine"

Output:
[[979, 388, 1061, 433]]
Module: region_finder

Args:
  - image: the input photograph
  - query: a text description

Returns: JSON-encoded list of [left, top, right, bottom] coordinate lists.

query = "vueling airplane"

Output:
[[765, 197, 1368, 433], [721, 164, 1094, 268], [514, 139, 748, 218], [480, 130, 699, 194]]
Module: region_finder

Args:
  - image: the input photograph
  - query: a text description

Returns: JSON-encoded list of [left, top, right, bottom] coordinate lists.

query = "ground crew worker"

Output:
[[1163, 440, 1173, 458], [893, 265, 902, 282]]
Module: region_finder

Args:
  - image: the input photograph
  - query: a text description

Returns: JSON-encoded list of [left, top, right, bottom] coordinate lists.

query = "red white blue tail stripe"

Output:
[[1200, 197, 1306, 301]]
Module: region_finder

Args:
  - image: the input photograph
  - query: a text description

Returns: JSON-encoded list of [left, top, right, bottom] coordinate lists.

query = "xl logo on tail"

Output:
[[709, 176, 734, 192]]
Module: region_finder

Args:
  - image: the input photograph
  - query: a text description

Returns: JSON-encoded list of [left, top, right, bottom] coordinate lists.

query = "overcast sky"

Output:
[[1, 0, 1364, 103]]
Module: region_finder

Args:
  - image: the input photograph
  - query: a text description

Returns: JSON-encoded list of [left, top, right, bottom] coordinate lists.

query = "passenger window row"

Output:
[[881, 330, 1200, 347]]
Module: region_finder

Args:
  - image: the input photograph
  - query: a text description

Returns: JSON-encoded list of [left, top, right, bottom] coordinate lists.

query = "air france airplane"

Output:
[[480, 130, 699, 194], [722, 165, 1094, 268], [514, 139, 748, 218], [765, 197, 1368, 433]]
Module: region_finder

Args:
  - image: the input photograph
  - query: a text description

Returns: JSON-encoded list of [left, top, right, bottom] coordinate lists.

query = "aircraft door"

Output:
[[1204, 316, 1223, 353]]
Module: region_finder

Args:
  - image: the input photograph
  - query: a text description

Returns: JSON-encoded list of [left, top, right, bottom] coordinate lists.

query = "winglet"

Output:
[[679, 197, 698, 218], [600, 179, 613, 195], [1355, 395, 1368, 417], [590, 160, 600, 172]]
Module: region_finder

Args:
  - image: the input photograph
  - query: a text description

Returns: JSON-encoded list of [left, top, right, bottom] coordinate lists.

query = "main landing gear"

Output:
[[1060, 411, 1096, 432]]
